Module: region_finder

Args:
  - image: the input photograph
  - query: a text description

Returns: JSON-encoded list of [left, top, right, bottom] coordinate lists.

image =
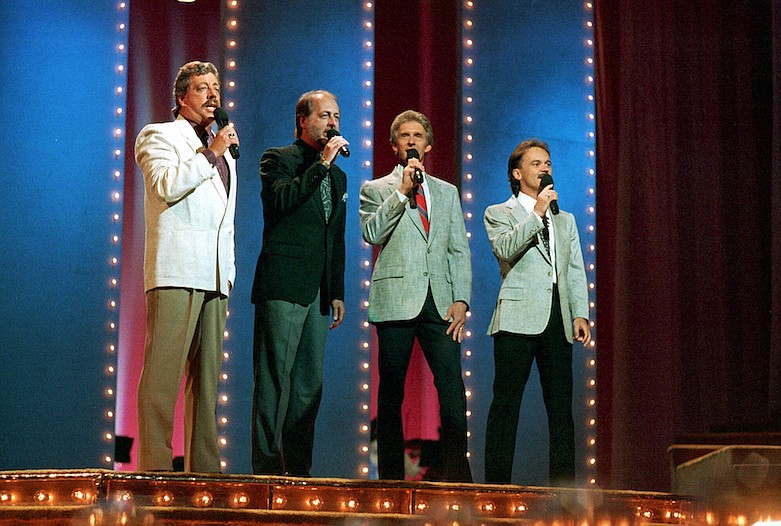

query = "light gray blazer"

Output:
[[484, 195, 588, 342], [360, 167, 471, 323], [135, 116, 237, 296]]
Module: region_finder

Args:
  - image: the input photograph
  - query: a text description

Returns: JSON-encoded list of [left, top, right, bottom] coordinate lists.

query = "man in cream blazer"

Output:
[[483, 138, 591, 486], [134, 61, 238, 472], [360, 110, 472, 482]]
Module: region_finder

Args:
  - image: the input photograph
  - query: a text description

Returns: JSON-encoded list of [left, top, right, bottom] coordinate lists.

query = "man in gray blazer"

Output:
[[483, 138, 591, 486], [135, 61, 239, 472], [359, 110, 472, 482]]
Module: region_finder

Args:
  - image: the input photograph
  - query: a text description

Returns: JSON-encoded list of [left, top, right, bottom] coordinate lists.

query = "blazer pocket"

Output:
[[263, 241, 305, 257], [497, 285, 525, 300], [372, 264, 403, 281]]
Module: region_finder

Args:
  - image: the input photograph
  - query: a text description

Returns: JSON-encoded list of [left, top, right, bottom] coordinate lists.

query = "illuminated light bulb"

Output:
[[466, 96, 473, 103], [117, 44, 125, 52], [364, 41, 373, 48], [465, 116, 473, 123], [104, 455, 112, 463], [221, 394, 229, 403], [108, 345, 115, 352], [465, 370, 471, 377], [227, 101, 235, 108], [590, 340, 596, 347], [363, 161, 371, 168], [193, 491, 214, 507], [466, 134, 473, 141], [589, 438, 596, 445], [362, 342, 369, 349], [107, 366, 115, 373], [588, 113, 595, 120], [114, 170, 121, 178], [228, 60, 236, 68], [465, 77, 473, 84], [465, 0, 474, 7], [109, 322, 116, 330], [362, 321, 369, 328], [361, 404, 369, 410], [220, 437, 227, 446], [362, 362, 369, 370], [589, 359, 596, 366], [118, 2, 126, 8], [114, 149, 121, 157], [466, 58, 473, 65], [466, 311, 471, 317], [465, 39, 473, 47], [465, 390, 472, 397], [118, 23, 126, 30], [363, 300, 370, 308], [361, 466, 369, 474], [105, 433, 113, 440], [308, 497, 323, 509], [589, 457, 596, 465], [466, 410, 472, 417], [465, 330, 472, 337], [229, 19, 237, 28], [364, 100, 372, 108], [587, 75, 594, 83], [589, 379, 596, 387], [228, 80, 236, 88], [465, 153, 473, 160], [116, 86, 123, 94], [365, 21, 372, 29], [589, 418, 596, 426], [589, 399, 596, 406], [364, 61, 373, 69], [465, 192, 473, 199], [513, 503, 528, 513], [465, 350, 472, 357], [380, 500, 393, 510], [106, 388, 114, 396], [361, 383, 369, 391], [361, 445, 369, 453], [223, 352, 229, 359], [229, 0, 237, 6], [466, 232, 472, 239], [220, 417, 228, 425], [228, 40, 237, 48], [117, 65, 124, 73], [586, 57, 594, 65], [364, 120, 372, 127], [416, 502, 428, 512], [221, 373, 228, 381], [586, 21, 593, 28], [466, 431, 471, 437], [224, 330, 230, 338], [154, 491, 174, 506], [231, 492, 249, 508], [0, 492, 13, 504], [363, 260, 370, 267], [589, 301, 595, 308]]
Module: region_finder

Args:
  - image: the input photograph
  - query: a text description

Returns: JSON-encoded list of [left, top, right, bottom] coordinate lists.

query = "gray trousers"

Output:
[[251, 293, 329, 475], [136, 287, 226, 472]]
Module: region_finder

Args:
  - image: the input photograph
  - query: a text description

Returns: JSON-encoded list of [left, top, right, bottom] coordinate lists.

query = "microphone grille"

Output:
[[213, 107, 229, 127]]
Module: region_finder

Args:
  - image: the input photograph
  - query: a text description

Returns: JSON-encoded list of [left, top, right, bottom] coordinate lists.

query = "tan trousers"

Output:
[[136, 288, 226, 472]]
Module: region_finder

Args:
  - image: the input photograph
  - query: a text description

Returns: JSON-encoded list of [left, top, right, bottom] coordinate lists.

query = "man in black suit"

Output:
[[250, 90, 349, 476]]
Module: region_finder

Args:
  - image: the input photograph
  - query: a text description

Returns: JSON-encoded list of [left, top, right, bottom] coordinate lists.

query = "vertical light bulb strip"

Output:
[[583, 0, 598, 486], [461, 0, 476, 459], [358, 0, 376, 479], [216, 0, 241, 473], [105, 0, 129, 466]]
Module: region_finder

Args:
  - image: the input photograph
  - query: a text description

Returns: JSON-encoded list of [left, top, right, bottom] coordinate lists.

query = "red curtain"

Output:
[[594, 0, 781, 490]]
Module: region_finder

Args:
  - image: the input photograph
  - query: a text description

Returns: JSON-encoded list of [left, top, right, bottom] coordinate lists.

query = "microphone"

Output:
[[406, 148, 424, 184], [213, 107, 240, 159], [326, 127, 350, 158], [539, 173, 559, 215]]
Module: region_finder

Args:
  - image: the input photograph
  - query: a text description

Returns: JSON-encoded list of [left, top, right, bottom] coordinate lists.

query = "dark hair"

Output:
[[171, 61, 219, 117], [294, 90, 337, 138], [389, 110, 434, 146], [507, 138, 550, 195]]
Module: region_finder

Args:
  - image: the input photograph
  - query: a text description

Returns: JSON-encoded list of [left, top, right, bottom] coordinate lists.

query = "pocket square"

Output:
[[341, 192, 348, 202]]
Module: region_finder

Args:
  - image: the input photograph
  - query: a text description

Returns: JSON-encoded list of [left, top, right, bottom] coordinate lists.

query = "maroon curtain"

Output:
[[594, 0, 781, 490]]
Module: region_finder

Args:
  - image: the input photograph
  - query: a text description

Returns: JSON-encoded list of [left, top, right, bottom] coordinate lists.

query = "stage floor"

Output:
[[0, 469, 771, 525]]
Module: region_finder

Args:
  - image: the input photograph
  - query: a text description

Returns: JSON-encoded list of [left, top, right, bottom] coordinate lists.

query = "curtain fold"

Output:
[[595, 0, 778, 490]]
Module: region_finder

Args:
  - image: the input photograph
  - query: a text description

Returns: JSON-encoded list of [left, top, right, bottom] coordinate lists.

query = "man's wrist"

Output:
[[318, 158, 330, 170]]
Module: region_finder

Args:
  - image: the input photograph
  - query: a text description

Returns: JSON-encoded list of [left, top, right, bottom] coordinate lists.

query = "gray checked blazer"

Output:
[[359, 166, 471, 323], [484, 195, 589, 342]]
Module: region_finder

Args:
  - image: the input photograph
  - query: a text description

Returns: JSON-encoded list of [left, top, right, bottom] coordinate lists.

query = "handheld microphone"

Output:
[[406, 148, 423, 184], [539, 173, 559, 215], [326, 127, 350, 158], [213, 107, 239, 159]]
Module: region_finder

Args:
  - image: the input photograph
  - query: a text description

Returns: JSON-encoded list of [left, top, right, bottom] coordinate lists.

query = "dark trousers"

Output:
[[251, 293, 328, 476], [375, 290, 472, 482], [484, 287, 575, 486]]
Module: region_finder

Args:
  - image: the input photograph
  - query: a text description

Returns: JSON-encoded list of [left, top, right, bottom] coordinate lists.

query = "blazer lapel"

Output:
[[175, 117, 228, 205], [507, 197, 551, 264]]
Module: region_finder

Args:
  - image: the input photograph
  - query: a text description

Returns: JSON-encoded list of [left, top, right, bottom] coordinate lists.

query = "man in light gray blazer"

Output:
[[134, 61, 238, 472], [359, 110, 472, 482], [483, 138, 591, 486]]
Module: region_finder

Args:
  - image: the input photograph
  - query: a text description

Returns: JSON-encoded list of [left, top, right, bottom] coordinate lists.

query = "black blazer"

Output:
[[251, 139, 346, 314]]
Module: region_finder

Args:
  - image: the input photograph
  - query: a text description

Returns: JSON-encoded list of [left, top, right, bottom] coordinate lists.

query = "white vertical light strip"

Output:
[[105, 0, 129, 467], [461, 0, 476, 459], [582, 0, 598, 486], [358, 0, 376, 479], [216, 0, 241, 472]]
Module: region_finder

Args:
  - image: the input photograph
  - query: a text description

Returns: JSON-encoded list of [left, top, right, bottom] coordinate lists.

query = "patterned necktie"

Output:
[[198, 127, 230, 193], [416, 185, 429, 234], [320, 169, 332, 222], [541, 216, 551, 254]]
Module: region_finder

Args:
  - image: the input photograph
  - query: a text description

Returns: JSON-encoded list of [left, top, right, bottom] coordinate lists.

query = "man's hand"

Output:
[[322, 135, 349, 165], [573, 317, 591, 347], [210, 124, 239, 157], [330, 299, 346, 330], [533, 183, 558, 218], [444, 301, 468, 343], [398, 157, 424, 196]]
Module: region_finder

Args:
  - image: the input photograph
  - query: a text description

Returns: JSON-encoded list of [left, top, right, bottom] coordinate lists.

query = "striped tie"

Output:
[[416, 185, 429, 234]]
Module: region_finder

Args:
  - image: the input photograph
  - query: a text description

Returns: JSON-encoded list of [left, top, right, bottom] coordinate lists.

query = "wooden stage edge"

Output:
[[0, 469, 776, 525]]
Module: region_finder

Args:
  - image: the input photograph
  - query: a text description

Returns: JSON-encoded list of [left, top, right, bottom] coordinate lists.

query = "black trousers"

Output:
[[484, 286, 575, 486], [374, 290, 472, 482]]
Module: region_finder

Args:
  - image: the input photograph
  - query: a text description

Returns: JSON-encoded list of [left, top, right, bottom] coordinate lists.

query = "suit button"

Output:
[[423, 272, 428, 277]]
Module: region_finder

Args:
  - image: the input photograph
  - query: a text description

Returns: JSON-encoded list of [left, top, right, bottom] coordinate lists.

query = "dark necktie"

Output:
[[319, 163, 332, 222], [541, 216, 551, 254], [416, 185, 429, 234], [197, 127, 230, 194]]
